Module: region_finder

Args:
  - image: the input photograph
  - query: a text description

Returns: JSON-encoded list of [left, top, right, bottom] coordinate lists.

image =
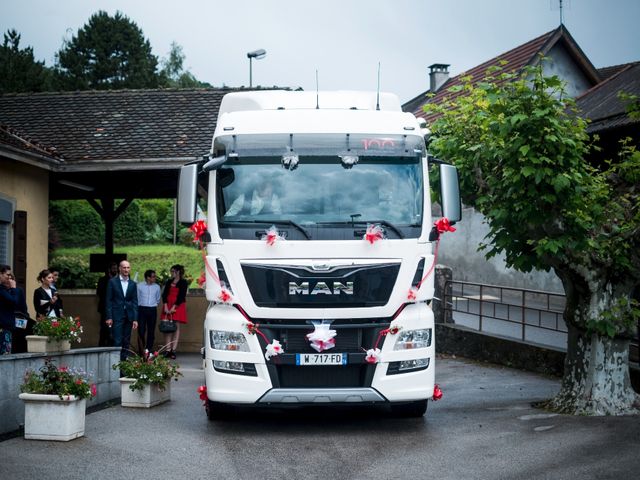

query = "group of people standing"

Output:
[[0, 265, 62, 354], [0, 261, 189, 360], [99, 260, 189, 360]]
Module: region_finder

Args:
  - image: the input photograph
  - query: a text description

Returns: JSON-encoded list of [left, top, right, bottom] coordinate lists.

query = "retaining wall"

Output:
[[436, 323, 640, 392], [57, 289, 208, 353], [0, 348, 120, 435]]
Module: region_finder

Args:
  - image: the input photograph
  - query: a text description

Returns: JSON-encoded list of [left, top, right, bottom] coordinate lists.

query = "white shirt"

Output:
[[137, 282, 161, 307], [119, 275, 130, 296], [226, 191, 282, 216]]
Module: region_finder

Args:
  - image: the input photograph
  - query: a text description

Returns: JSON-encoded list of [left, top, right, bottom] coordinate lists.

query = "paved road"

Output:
[[2, 354, 639, 480]]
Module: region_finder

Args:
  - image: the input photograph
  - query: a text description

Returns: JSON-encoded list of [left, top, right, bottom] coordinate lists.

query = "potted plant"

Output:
[[26, 315, 83, 353], [114, 349, 182, 408], [19, 359, 96, 441]]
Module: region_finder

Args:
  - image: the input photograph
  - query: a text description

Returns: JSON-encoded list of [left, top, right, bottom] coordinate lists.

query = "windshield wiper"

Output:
[[317, 219, 405, 239], [224, 220, 311, 240]]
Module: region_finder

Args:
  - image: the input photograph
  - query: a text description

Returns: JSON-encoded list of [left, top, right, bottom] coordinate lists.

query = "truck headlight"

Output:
[[393, 328, 432, 350], [387, 358, 430, 375], [209, 330, 249, 351]]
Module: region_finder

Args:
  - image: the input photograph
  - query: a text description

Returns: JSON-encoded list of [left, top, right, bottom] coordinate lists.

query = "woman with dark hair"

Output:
[[161, 264, 188, 359], [33, 269, 63, 319]]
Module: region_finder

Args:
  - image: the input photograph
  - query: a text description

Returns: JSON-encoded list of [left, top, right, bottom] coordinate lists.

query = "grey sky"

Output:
[[2, 0, 639, 102]]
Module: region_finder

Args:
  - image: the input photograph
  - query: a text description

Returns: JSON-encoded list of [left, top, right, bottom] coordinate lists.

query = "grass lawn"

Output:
[[51, 244, 204, 288]]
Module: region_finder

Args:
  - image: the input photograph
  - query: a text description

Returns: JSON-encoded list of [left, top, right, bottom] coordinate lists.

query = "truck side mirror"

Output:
[[177, 164, 198, 224], [439, 163, 461, 224]]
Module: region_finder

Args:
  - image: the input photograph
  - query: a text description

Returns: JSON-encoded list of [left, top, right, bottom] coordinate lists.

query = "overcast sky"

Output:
[[2, 0, 639, 102]]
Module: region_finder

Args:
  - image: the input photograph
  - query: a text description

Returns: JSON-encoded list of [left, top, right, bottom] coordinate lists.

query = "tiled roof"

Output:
[[403, 25, 600, 123], [0, 124, 63, 162], [597, 63, 635, 80], [577, 62, 640, 133], [0, 88, 237, 165]]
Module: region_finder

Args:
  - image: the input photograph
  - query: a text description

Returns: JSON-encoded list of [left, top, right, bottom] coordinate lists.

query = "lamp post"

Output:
[[247, 49, 266, 88]]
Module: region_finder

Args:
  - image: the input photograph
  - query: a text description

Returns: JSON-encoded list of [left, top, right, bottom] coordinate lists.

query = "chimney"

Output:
[[429, 63, 450, 92]]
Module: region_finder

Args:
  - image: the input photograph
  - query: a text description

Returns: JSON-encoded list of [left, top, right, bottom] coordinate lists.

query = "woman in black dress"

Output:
[[33, 269, 63, 318]]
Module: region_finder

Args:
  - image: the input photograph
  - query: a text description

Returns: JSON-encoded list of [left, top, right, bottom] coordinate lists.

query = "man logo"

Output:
[[289, 281, 354, 295]]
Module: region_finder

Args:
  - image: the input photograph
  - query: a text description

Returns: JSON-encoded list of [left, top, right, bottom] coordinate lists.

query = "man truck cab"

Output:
[[178, 90, 461, 418]]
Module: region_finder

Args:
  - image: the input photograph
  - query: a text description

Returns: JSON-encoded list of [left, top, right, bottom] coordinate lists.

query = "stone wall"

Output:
[[59, 289, 208, 353], [0, 348, 121, 435], [435, 323, 640, 392]]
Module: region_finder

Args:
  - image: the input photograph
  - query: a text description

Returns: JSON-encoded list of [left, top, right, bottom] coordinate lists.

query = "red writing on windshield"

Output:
[[361, 138, 396, 150]]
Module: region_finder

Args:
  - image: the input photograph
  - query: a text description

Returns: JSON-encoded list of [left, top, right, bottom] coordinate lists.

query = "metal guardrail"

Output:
[[443, 280, 638, 364]]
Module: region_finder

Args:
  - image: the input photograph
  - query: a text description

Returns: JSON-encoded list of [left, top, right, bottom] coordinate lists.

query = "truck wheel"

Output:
[[205, 400, 234, 421], [391, 399, 428, 417]]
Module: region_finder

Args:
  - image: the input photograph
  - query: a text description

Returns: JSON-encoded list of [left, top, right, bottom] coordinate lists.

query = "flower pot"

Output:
[[18, 393, 86, 441], [26, 335, 71, 353], [119, 378, 171, 408]]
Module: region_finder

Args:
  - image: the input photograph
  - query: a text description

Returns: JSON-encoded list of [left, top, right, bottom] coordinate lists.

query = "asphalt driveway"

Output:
[[1, 354, 638, 480]]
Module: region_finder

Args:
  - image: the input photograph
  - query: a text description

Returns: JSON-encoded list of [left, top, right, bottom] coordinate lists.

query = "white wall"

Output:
[[437, 207, 564, 293]]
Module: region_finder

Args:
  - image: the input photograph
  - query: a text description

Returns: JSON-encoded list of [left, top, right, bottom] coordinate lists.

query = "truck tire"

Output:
[[205, 400, 235, 421], [391, 399, 428, 417]]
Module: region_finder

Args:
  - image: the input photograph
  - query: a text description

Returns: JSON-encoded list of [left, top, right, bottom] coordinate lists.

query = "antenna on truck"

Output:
[[376, 62, 381, 111], [315, 70, 320, 109]]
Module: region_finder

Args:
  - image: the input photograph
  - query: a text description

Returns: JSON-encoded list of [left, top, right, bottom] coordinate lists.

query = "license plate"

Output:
[[296, 353, 347, 366]]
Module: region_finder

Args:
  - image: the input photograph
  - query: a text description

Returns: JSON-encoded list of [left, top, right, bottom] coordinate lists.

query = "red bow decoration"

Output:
[[190, 220, 208, 242], [197, 271, 206, 288], [218, 288, 232, 304], [407, 287, 418, 302], [364, 224, 385, 244], [262, 226, 282, 246], [197, 385, 208, 405], [434, 217, 456, 234], [245, 322, 260, 335], [433, 384, 443, 401], [365, 348, 382, 364], [367, 324, 403, 353]]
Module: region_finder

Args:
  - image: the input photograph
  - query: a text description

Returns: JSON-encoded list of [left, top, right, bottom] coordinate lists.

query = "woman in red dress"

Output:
[[161, 264, 188, 359]]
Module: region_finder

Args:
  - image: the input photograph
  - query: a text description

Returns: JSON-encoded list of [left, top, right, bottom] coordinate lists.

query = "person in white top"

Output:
[[136, 269, 161, 353], [225, 179, 282, 217]]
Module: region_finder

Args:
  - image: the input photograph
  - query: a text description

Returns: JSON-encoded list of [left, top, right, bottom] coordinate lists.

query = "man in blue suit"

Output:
[[106, 260, 138, 360]]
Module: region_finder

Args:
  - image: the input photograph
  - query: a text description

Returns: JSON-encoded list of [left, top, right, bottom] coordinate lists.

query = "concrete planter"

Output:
[[119, 378, 171, 408], [18, 393, 86, 441], [26, 335, 71, 353]]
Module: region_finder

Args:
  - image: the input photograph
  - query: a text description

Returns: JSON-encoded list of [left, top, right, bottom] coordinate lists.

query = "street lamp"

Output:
[[247, 49, 266, 88]]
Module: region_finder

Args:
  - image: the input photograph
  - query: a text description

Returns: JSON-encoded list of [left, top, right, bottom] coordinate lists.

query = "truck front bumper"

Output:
[[203, 303, 435, 405]]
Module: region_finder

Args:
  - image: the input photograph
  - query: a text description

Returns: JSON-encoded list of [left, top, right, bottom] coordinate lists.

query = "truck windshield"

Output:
[[218, 155, 424, 240]]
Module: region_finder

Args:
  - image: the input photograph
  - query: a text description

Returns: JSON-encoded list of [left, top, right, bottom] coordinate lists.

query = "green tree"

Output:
[[426, 64, 640, 415], [55, 11, 159, 90], [0, 29, 54, 93], [159, 41, 211, 88]]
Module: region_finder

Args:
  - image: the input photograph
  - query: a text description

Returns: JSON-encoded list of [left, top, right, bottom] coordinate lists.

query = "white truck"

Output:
[[178, 90, 460, 418]]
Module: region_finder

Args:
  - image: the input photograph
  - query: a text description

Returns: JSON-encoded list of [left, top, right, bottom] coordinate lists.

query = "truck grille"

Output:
[[242, 262, 400, 308], [247, 314, 393, 389]]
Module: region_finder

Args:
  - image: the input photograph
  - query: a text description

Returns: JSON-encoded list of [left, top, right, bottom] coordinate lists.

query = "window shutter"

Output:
[[13, 210, 27, 290]]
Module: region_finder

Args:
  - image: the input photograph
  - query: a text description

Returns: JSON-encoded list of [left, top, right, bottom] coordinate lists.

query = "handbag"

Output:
[[159, 314, 177, 333]]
